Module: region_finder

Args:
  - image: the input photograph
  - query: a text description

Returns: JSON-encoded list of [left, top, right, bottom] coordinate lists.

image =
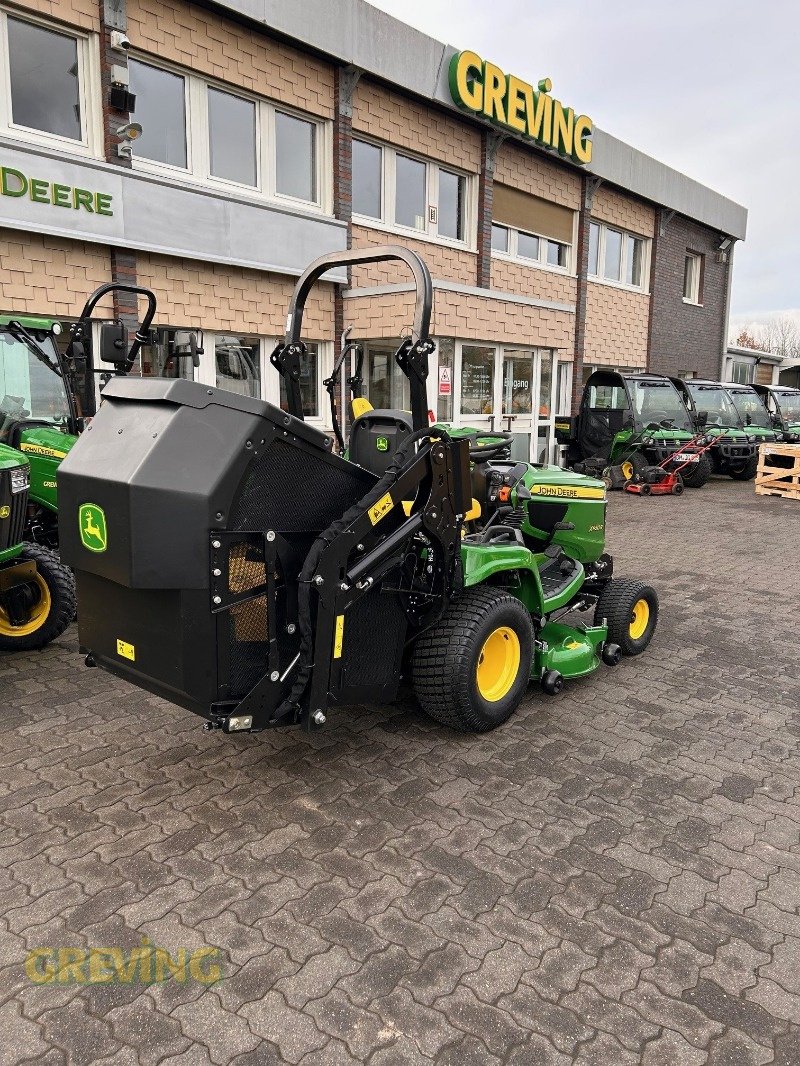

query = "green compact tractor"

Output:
[[679, 380, 778, 480], [58, 247, 658, 735], [559, 370, 711, 488], [0, 285, 157, 549], [752, 384, 800, 443], [0, 444, 75, 650]]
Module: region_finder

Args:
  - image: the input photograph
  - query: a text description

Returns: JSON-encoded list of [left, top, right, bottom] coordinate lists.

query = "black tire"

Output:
[[680, 454, 711, 488], [728, 455, 758, 481], [0, 543, 76, 652], [411, 587, 533, 732], [671, 473, 685, 495], [594, 578, 658, 656], [639, 483, 652, 496], [619, 452, 647, 483]]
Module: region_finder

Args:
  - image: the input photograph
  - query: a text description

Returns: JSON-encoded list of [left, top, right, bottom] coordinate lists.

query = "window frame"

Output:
[[129, 53, 331, 214], [351, 135, 475, 251], [490, 221, 574, 276], [588, 220, 651, 294], [683, 251, 703, 305], [0, 6, 102, 157]]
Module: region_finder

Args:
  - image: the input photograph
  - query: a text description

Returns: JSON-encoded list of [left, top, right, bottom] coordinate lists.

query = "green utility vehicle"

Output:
[[752, 384, 800, 443], [558, 370, 711, 488], [0, 285, 157, 548], [680, 380, 779, 480], [0, 444, 74, 649], [59, 247, 658, 736]]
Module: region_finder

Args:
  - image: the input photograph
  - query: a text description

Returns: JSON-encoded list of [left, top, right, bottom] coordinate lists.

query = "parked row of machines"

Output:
[[58, 246, 660, 738]]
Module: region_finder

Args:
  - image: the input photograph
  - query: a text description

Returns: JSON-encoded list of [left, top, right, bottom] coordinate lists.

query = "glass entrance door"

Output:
[[501, 349, 535, 461]]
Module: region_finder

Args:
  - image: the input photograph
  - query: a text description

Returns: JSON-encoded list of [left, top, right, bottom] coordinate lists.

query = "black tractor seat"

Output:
[[349, 409, 414, 476]]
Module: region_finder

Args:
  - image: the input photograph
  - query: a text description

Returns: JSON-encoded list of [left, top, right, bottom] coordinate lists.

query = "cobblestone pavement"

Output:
[[2, 478, 800, 1065]]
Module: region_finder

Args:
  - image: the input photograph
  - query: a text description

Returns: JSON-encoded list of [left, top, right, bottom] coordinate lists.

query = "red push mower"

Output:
[[624, 431, 726, 497]]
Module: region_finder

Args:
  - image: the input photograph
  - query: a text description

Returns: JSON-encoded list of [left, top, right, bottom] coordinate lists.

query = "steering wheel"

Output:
[[462, 429, 514, 461]]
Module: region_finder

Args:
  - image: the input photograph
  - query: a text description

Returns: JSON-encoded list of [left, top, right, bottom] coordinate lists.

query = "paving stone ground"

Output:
[[2, 477, 800, 1065]]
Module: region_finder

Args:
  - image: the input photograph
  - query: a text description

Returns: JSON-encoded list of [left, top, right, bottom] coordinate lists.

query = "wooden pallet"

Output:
[[755, 443, 800, 500]]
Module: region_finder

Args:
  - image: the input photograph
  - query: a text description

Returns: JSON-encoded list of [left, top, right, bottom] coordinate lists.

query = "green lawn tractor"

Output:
[[678, 380, 779, 480], [558, 370, 711, 489], [0, 444, 75, 650], [752, 383, 800, 443], [0, 284, 157, 549], [58, 247, 658, 736]]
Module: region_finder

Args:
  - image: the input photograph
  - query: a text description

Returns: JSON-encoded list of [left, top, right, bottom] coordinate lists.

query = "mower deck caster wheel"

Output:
[[541, 670, 564, 696], [85, 653, 96, 668], [601, 643, 621, 666]]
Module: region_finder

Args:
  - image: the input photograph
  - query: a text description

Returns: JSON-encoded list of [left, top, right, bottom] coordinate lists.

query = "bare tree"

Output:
[[760, 316, 799, 359]]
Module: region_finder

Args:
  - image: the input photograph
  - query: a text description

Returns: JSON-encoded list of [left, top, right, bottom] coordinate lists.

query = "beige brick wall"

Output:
[[494, 143, 581, 210], [15, 0, 99, 31], [591, 185, 655, 238], [584, 281, 649, 368], [490, 258, 577, 306], [352, 79, 481, 172], [350, 226, 477, 288], [0, 230, 113, 317], [136, 253, 333, 339], [345, 290, 574, 350], [126, 0, 334, 118]]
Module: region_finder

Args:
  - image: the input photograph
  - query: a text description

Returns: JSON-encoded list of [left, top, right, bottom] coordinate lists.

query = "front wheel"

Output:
[[0, 543, 76, 652], [594, 578, 658, 656], [411, 587, 534, 732], [680, 454, 711, 488], [728, 455, 758, 481]]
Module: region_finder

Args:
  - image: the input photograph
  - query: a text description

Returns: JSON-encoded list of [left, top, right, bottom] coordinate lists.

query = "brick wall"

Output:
[[490, 258, 577, 306], [344, 290, 574, 349], [136, 252, 333, 339], [584, 282, 650, 368], [126, 0, 334, 118], [0, 230, 113, 317], [649, 213, 729, 379], [350, 226, 477, 288], [591, 185, 655, 238], [20, 0, 99, 31], [352, 80, 481, 172], [494, 143, 581, 210]]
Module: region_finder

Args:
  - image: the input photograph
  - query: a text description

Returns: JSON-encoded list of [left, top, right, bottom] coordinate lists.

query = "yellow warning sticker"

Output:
[[368, 492, 394, 525], [116, 639, 135, 662], [333, 615, 345, 659]]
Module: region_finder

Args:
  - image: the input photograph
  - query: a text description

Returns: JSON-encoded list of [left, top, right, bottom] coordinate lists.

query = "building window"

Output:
[[352, 138, 471, 245], [129, 59, 187, 169], [128, 56, 327, 209], [208, 87, 256, 187], [683, 252, 702, 304], [491, 184, 574, 273], [588, 221, 650, 292], [729, 359, 754, 385], [213, 335, 261, 397], [0, 11, 98, 153]]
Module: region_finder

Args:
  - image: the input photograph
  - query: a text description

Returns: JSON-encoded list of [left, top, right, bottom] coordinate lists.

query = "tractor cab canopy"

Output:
[[0, 319, 72, 446], [722, 384, 773, 430], [685, 380, 751, 431], [578, 370, 693, 457], [753, 384, 800, 430]]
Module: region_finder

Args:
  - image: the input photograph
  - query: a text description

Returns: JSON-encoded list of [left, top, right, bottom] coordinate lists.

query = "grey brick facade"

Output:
[[649, 212, 731, 379]]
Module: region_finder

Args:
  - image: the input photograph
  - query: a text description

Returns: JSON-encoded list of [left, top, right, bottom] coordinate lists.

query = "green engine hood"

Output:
[[0, 442, 30, 471]]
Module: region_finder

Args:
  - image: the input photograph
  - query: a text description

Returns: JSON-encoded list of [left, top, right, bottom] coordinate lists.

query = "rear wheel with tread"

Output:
[[0, 543, 76, 651], [594, 578, 658, 656], [728, 455, 758, 481], [412, 587, 533, 732], [680, 453, 711, 488]]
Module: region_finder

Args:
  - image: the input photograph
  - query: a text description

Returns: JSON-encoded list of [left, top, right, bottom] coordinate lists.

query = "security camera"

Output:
[[110, 30, 131, 51]]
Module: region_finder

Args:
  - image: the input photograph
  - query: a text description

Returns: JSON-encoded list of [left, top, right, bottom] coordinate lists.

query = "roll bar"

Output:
[[272, 246, 434, 432], [70, 283, 158, 372]]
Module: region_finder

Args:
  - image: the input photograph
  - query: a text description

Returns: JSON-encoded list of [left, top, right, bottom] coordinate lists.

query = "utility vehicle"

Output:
[[752, 384, 800, 443], [680, 380, 779, 480], [0, 285, 156, 548], [558, 370, 711, 488], [59, 247, 659, 736], [0, 444, 74, 650]]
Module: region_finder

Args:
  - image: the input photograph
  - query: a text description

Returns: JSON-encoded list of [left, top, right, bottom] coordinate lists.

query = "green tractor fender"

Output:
[[17, 425, 76, 512]]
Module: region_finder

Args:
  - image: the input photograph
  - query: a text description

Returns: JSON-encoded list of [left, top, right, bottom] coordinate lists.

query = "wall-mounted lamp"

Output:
[[116, 121, 143, 159]]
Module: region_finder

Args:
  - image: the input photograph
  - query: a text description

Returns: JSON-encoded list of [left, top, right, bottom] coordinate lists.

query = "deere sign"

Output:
[[449, 51, 593, 165], [0, 165, 113, 215]]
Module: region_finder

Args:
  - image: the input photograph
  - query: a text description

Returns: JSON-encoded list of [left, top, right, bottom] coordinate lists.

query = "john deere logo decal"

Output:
[[0, 505, 10, 519], [79, 503, 107, 552], [376, 436, 389, 452]]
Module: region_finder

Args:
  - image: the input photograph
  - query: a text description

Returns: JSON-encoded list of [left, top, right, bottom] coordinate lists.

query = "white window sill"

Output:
[[588, 274, 650, 297], [492, 250, 574, 279], [352, 214, 477, 255], [2, 126, 99, 160], [682, 297, 703, 307]]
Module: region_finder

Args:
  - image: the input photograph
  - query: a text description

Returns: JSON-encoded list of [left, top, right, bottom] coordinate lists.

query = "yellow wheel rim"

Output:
[[621, 460, 634, 481], [476, 626, 520, 702], [629, 598, 650, 640], [0, 573, 51, 638]]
